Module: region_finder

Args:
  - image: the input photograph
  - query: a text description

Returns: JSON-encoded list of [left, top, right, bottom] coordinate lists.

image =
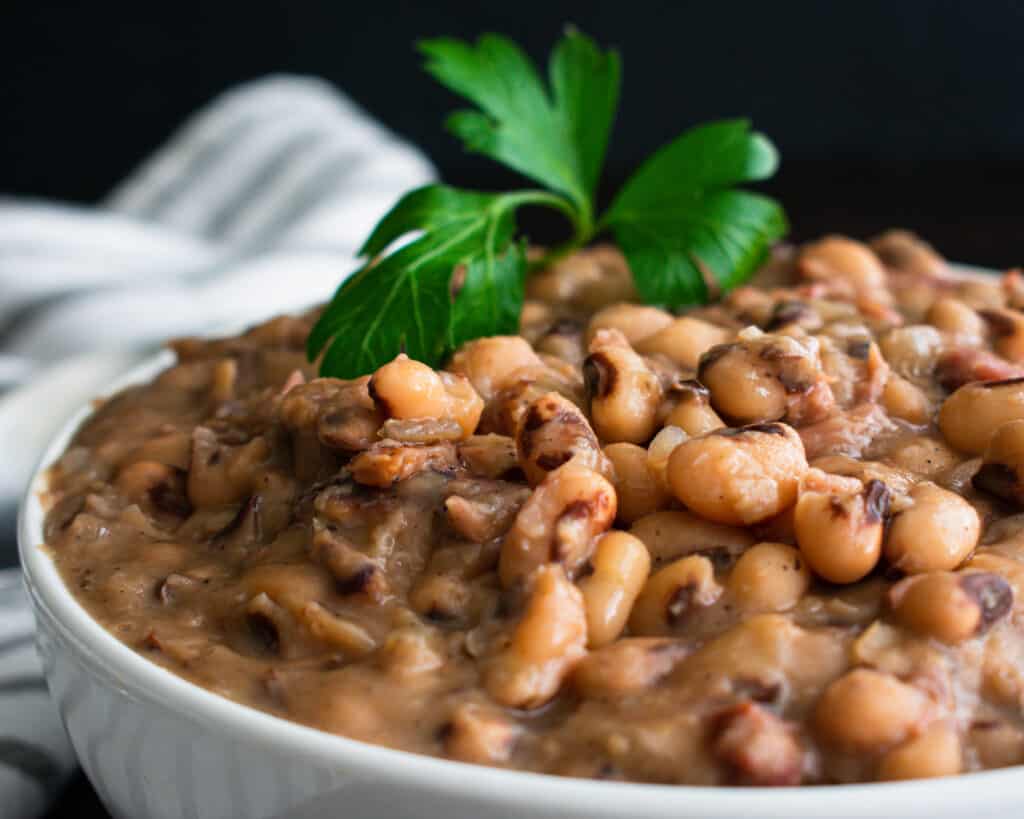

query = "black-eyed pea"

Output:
[[698, 330, 835, 426], [369, 354, 448, 419], [584, 303, 673, 347], [939, 378, 1024, 454], [628, 555, 722, 636], [815, 669, 932, 753], [604, 443, 669, 523], [884, 482, 980, 573], [871, 229, 947, 278], [727, 543, 810, 613], [878, 325, 944, 381], [889, 571, 1013, 644], [663, 380, 725, 437], [646, 425, 688, 491], [629, 510, 754, 564], [667, 423, 808, 526], [634, 317, 730, 369], [877, 721, 962, 781], [980, 308, 1024, 362], [442, 703, 521, 765], [794, 477, 889, 583], [881, 372, 932, 425], [516, 392, 610, 487], [886, 435, 961, 478], [571, 638, 690, 699], [797, 236, 889, 300], [484, 565, 587, 709], [585, 330, 663, 444], [578, 531, 651, 647], [448, 336, 544, 400], [500, 463, 616, 587], [927, 297, 986, 341], [973, 419, 1024, 505]]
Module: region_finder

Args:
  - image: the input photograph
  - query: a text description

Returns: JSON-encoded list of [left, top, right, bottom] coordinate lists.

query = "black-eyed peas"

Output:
[[449, 336, 543, 400], [797, 236, 890, 302], [662, 380, 725, 437], [794, 473, 889, 583], [484, 564, 587, 709], [878, 325, 944, 382], [515, 392, 610, 486], [980, 308, 1024, 362], [884, 482, 980, 573], [877, 721, 962, 781], [697, 328, 835, 425], [633, 317, 730, 369], [889, 571, 1013, 643], [927, 297, 986, 341], [571, 637, 690, 699], [881, 372, 932, 425], [578, 531, 651, 647], [369, 354, 449, 420], [442, 703, 521, 765], [939, 378, 1024, 454], [646, 425, 688, 490], [667, 422, 808, 526], [727, 542, 810, 612], [584, 303, 673, 347], [815, 669, 932, 753], [603, 443, 669, 523], [499, 463, 616, 587], [584, 330, 663, 444], [629, 509, 755, 563], [628, 555, 722, 635], [974, 419, 1024, 504]]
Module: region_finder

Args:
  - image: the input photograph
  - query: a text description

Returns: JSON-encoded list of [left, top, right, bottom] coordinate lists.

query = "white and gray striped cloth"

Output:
[[0, 74, 434, 817]]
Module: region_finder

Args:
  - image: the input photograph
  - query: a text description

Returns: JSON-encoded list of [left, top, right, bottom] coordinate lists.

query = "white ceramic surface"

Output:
[[18, 324, 1024, 819]]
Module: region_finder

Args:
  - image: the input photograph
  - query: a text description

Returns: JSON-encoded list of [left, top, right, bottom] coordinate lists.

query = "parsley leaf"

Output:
[[603, 119, 786, 306], [307, 185, 528, 379], [419, 30, 620, 221], [310, 33, 788, 379]]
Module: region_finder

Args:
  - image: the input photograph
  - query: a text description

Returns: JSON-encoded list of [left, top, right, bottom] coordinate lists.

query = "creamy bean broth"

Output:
[[43, 232, 1024, 785]]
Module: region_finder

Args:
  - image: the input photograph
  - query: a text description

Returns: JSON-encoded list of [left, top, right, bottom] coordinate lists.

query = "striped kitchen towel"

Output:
[[0, 74, 434, 817]]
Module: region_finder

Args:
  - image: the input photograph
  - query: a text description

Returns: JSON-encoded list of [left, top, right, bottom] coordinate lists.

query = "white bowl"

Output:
[[18, 348, 1024, 819]]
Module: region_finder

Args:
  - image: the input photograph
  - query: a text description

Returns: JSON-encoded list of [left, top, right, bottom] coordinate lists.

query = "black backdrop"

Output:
[[5, 2, 1024, 814], [4, 0, 1024, 267]]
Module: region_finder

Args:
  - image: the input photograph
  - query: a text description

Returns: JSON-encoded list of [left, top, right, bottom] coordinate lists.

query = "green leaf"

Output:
[[307, 185, 528, 378], [419, 30, 621, 215], [604, 119, 787, 306], [549, 27, 621, 201]]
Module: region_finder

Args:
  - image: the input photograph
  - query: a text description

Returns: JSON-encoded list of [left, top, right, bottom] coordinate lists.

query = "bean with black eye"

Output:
[[980, 308, 1024, 363], [628, 555, 722, 636], [500, 463, 617, 588], [939, 379, 1024, 454], [794, 477, 890, 583], [448, 336, 543, 401], [516, 391, 610, 487], [585, 330, 663, 444], [927, 297, 986, 341], [604, 442, 669, 523], [698, 328, 835, 426], [727, 542, 810, 612], [974, 419, 1024, 504], [585, 303, 673, 347], [634, 317, 730, 369], [797, 235, 890, 301], [667, 422, 808, 526], [578, 531, 651, 647], [663, 380, 725, 436], [889, 571, 1013, 644], [877, 721, 962, 781], [884, 482, 980, 573]]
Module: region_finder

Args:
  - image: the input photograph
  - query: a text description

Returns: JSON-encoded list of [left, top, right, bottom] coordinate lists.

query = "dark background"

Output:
[[3, 1, 1023, 814], [5, 1, 1024, 268]]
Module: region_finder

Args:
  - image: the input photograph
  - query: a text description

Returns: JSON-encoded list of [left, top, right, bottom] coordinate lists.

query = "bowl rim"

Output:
[[17, 300, 1024, 817]]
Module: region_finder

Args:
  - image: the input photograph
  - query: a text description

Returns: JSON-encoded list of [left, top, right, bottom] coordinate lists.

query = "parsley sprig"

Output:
[[309, 28, 787, 378]]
